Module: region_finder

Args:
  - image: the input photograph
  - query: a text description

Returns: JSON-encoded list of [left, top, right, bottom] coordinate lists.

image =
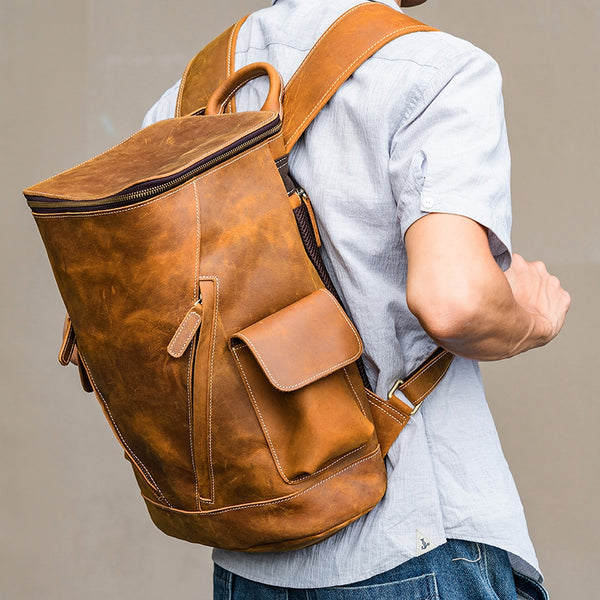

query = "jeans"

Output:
[[213, 540, 549, 599]]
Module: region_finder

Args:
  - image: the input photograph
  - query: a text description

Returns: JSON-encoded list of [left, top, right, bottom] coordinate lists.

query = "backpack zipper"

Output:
[[27, 117, 281, 215]]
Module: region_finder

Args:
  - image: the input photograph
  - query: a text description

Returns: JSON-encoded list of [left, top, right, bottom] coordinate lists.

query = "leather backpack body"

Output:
[[24, 3, 452, 552]]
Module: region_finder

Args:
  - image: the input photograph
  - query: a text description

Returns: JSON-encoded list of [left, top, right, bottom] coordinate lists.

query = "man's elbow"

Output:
[[407, 280, 485, 344]]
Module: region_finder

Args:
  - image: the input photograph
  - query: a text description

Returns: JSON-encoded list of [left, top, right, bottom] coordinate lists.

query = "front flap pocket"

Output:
[[230, 289, 373, 482], [231, 288, 363, 391]]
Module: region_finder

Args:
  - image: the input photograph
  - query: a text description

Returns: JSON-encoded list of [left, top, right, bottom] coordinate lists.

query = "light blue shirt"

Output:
[[143, 0, 542, 588]]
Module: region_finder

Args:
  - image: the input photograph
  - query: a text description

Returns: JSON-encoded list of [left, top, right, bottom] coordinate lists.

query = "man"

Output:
[[143, 0, 570, 598]]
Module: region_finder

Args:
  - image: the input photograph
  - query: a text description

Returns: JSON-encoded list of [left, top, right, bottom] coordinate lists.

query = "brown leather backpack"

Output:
[[24, 3, 452, 552]]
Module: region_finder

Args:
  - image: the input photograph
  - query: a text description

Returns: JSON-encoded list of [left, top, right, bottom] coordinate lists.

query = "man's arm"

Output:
[[405, 213, 570, 361]]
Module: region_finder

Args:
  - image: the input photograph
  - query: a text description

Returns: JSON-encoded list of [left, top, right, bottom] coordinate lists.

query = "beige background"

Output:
[[2, 0, 598, 598]]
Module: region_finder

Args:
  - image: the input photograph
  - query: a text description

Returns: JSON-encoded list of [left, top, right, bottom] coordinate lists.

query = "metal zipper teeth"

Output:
[[28, 120, 281, 213]]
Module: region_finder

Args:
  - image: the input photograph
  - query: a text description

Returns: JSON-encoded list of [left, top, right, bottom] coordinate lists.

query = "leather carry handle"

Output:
[[205, 62, 283, 116]]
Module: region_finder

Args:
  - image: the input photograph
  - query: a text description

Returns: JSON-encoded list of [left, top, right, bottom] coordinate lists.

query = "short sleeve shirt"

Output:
[[142, 0, 542, 588]]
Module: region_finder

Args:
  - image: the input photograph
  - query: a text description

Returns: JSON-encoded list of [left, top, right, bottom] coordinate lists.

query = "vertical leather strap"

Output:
[[281, 3, 436, 152], [176, 15, 248, 117]]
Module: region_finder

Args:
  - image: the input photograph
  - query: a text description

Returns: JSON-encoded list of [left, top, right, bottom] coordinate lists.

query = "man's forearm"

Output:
[[405, 214, 570, 361]]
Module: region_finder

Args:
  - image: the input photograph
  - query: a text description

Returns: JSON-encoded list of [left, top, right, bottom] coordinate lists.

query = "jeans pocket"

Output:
[[513, 570, 549, 600], [321, 573, 438, 600]]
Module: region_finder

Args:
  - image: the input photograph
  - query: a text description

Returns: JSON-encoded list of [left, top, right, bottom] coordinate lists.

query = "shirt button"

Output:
[[421, 197, 434, 209]]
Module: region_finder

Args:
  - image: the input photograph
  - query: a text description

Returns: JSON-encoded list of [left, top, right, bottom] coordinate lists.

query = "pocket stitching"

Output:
[[231, 343, 367, 484]]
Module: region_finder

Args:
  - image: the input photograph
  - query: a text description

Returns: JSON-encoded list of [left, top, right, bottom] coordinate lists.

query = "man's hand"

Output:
[[504, 253, 571, 348]]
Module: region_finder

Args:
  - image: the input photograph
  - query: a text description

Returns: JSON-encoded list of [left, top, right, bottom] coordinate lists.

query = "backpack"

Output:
[[23, 3, 453, 552]]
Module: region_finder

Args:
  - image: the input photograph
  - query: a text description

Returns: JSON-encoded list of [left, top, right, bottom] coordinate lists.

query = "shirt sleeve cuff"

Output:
[[401, 194, 512, 271]]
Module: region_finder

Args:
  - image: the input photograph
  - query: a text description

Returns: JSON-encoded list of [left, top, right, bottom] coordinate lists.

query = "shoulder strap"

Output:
[[281, 3, 435, 151], [176, 16, 248, 117]]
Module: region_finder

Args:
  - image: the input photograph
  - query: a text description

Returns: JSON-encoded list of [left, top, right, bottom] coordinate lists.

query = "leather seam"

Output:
[[79, 354, 171, 506], [399, 350, 449, 390], [231, 343, 290, 481], [342, 367, 367, 417], [284, 3, 369, 91], [231, 344, 367, 485], [188, 182, 202, 509], [145, 448, 382, 515], [200, 275, 220, 505], [373, 398, 409, 422]]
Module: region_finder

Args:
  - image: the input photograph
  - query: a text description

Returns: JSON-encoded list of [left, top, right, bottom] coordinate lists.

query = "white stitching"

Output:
[[404, 353, 452, 404], [235, 289, 362, 390], [375, 397, 410, 420], [168, 311, 202, 357], [342, 367, 367, 417], [188, 181, 202, 509], [231, 344, 289, 480], [201, 275, 220, 504], [146, 448, 382, 515], [368, 400, 408, 426], [451, 542, 482, 563]]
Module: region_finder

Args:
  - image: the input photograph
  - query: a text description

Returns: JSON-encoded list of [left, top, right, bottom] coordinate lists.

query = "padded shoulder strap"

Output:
[[281, 3, 436, 151], [176, 16, 248, 117]]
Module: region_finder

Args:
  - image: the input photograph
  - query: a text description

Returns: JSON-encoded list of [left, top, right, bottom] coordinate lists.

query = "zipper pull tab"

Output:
[[168, 298, 203, 358]]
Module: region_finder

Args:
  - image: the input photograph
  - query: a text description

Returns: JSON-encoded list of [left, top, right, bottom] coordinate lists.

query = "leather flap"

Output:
[[231, 289, 362, 392], [23, 111, 277, 201]]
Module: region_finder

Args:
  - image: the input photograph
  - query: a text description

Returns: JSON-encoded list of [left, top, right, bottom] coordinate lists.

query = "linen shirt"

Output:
[[142, 0, 542, 588]]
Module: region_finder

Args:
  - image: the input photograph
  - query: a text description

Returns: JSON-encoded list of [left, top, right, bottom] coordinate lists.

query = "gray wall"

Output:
[[2, 1, 598, 598]]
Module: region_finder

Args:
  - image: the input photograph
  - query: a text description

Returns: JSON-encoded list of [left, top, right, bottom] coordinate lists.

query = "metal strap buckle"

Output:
[[388, 378, 423, 415]]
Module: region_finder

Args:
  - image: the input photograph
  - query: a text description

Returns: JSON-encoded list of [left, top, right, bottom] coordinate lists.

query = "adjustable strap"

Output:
[[368, 348, 454, 456], [389, 347, 454, 414]]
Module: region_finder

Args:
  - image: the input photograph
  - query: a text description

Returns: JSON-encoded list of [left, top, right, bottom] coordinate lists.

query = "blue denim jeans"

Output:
[[213, 540, 549, 599]]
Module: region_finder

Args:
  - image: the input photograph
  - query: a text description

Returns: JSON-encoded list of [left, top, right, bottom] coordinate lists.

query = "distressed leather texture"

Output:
[[24, 3, 451, 552]]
